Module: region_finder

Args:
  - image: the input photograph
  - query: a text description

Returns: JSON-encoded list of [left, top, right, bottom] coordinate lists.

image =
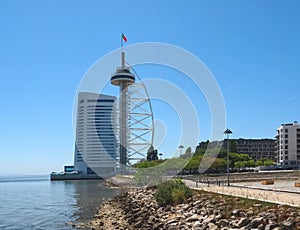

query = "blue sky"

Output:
[[0, 0, 300, 175]]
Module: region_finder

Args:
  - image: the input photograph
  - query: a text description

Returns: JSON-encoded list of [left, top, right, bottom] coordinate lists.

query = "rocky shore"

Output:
[[78, 187, 300, 230]]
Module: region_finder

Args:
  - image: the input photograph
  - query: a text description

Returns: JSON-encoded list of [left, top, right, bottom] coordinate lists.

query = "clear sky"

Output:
[[1, 0, 300, 175]]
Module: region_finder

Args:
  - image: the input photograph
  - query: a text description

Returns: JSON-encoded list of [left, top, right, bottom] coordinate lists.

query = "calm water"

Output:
[[0, 175, 119, 230]]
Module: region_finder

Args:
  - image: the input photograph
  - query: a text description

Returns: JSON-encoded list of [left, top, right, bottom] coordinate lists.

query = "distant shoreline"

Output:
[[0, 174, 49, 183]]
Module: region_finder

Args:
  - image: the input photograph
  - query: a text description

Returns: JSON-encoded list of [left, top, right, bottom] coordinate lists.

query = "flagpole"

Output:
[[121, 33, 123, 51]]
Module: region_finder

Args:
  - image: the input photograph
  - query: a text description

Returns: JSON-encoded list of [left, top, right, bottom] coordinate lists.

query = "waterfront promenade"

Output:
[[184, 179, 300, 207]]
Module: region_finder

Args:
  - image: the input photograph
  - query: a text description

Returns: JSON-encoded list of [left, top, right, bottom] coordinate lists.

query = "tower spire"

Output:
[[121, 51, 125, 69]]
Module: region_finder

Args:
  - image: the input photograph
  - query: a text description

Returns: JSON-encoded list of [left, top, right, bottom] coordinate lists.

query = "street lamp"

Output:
[[159, 153, 163, 160], [178, 145, 184, 156], [223, 128, 232, 186]]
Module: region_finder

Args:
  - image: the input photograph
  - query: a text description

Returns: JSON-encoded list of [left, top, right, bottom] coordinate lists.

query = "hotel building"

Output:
[[74, 92, 117, 177]]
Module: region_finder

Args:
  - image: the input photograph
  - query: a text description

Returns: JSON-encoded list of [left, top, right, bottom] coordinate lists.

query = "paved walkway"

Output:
[[183, 179, 300, 207]]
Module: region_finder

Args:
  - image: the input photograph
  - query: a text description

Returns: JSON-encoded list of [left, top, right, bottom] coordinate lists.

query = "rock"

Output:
[[239, 211, 247, 217], [206, 208, 213, 214], [153, 222, 164, 229], [258, 224, 265, 230], [164, 206, 171, 212], [194, 220, 201, 227], [215, 214, 223, 220], [193, 200, 202, 207], [182, 204, 190, 211], [280, 220, 295, 230], [176, 214, 184, 220], [232, 209, 240, 216], [216, 219, 229, 227], [207, 222, 218, 230], [166, 219, 177, 225], [202, 214, 216, 224], [265, 223, 279, 230], [148, 215, 156, 223], [247, 217, 263, 228], [246, 210, 254, 217], [238, 217, 250, 227], [187, 213, 199, 222]]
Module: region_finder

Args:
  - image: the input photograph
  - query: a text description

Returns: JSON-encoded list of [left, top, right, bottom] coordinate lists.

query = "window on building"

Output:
[[285, 140, 288, 144]]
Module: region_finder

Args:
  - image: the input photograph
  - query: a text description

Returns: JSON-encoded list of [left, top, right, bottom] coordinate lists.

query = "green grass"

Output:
[[193, 189, 300, 221]]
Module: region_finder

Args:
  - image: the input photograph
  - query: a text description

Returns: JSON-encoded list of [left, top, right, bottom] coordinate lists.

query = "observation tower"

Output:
[[111, 52, 135, 170]]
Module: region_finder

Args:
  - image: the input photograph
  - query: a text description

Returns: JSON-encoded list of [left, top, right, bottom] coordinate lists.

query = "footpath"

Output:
[[184, 179, 300, 207]]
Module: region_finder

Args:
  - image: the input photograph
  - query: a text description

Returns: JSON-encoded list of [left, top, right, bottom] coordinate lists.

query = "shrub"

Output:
[[154, 179, 192, 207], [172, 188, 186, 204]]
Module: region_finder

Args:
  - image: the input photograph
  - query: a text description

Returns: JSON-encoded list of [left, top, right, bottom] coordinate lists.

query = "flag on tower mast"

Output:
[[122, 33, 127, 42]]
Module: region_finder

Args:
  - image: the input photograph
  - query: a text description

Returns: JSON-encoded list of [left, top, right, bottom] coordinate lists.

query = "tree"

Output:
[[195, 140, 209, 155], [185, 147, 192, 155], [263, 159, 274, 166], [256, 158, 274, 166], [235, 160, 255, 169], [235, 161, 246, 169], [147, 145, 158, 161], [217, 148, 228, 158], [229, 153, 252, 169], [210, 158, 226, 172], [181, 146, 192, 158], [134, 159, 165, 168], [229, 140, 238, 153], [184, 155, 202, 174]]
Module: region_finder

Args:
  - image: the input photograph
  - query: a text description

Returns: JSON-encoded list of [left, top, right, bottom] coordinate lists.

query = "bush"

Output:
[[154, 179, 192, 207], [172, 188, 186, 204]]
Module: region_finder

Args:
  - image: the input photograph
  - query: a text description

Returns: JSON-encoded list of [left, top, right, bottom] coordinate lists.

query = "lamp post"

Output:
[[159, 153, 163, 160], [178, 145, 184, 156], [224, 128, 232, 186]]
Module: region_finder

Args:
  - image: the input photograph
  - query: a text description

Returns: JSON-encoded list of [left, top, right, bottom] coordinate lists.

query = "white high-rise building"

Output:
[[74, 92, 117, 177], [275, 122, 300, 168]]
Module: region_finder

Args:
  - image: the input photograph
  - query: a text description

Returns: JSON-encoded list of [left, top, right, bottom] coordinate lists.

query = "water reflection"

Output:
[[59, 180, 119, 223]]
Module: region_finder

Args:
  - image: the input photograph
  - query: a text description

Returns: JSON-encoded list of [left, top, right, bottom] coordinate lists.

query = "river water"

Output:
[[0, 175, 119, 230]]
